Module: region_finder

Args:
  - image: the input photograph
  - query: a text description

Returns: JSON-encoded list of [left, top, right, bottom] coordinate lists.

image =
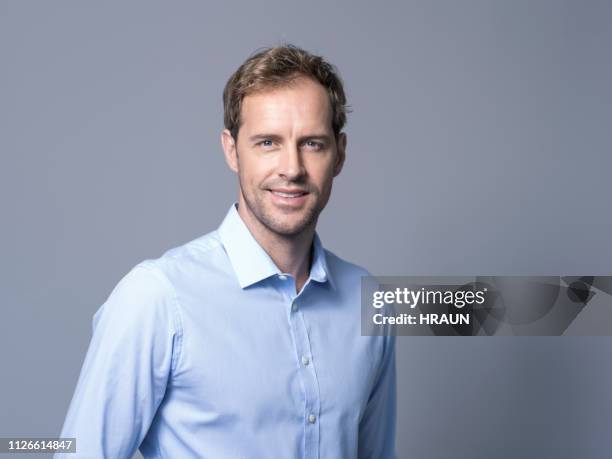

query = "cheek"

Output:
[[238, 157, 269, 184], [309, 162, 336, 190]]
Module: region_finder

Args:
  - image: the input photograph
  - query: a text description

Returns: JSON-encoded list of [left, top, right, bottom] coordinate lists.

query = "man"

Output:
[[57, 45, 396, 458]]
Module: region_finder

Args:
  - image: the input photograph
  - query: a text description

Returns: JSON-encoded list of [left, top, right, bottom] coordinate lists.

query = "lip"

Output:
[[269, 188, 309, 195], [267, 189, 309, 207]]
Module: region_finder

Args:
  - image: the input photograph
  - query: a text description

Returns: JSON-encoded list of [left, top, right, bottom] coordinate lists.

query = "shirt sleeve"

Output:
[[55, 263, 182, 459], [358, 332, 397, 459]]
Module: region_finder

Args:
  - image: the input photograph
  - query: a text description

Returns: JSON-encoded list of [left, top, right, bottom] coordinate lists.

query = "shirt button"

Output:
[[292, 302, 298, 312], [278, 274, 288, 280], [301, 356, 310, 366], [308, 414, 317, 424]]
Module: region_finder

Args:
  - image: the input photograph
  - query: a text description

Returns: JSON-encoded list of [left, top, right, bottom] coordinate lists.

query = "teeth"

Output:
[[272, 191, 305, 198]]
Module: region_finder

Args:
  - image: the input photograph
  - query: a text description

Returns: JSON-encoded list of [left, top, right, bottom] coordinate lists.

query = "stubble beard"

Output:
[[238, 176, 323, 238]]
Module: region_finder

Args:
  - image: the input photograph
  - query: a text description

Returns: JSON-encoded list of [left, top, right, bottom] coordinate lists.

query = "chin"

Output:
[[268, 208, 320, 234], [266, 219, 312, 237]]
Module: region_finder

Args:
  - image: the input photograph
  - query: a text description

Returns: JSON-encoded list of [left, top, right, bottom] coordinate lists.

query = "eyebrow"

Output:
[[248, 133, 333, 144]]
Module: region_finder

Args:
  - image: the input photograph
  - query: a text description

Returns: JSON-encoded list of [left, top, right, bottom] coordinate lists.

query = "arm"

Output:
[[55, 263, 182, 458], [358, 333, 397, 459]]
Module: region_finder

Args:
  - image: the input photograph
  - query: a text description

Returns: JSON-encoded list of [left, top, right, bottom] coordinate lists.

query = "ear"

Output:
[[221, 129, 239, 173], [333, 132, 347, 177]]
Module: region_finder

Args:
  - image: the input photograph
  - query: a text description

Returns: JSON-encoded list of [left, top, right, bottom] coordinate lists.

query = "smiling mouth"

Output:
[[268, 190, 309, 198]]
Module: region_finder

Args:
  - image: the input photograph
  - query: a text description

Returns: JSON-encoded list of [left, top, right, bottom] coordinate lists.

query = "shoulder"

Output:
[[324, 248, 371, 286], [135, 229, 228, 284], [94, 263, 177, 333], [156, 229, 225, 271], [97, 230, 224, 326]]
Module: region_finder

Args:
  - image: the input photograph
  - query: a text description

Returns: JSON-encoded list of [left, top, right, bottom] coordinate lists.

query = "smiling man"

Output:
[[57, 45, 396, 459]]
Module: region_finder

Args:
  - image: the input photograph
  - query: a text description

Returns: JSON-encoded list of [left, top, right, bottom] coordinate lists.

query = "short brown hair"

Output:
[[223, 44, 348, 140]]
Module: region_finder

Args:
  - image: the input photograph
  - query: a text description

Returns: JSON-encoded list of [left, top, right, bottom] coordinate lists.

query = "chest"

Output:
[[168, 281, 377, 427]]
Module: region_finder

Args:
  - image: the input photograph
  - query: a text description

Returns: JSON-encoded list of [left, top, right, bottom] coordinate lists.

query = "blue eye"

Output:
[[258, 139, 275, 148], [305, 140, 324, 151]]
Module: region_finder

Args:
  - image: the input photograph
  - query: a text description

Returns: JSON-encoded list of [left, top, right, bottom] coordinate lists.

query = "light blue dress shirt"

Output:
[[57, 203, 396, 458]]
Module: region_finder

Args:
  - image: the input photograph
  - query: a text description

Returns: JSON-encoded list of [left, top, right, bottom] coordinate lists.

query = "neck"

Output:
[[236, 199, 315, 293]]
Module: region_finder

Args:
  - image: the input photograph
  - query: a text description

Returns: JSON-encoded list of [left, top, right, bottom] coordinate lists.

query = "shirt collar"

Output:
[[217, 203, 335, 290]]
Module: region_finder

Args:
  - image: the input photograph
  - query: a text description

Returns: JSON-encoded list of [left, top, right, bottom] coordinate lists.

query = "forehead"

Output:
[[240, 77, 333, 134]]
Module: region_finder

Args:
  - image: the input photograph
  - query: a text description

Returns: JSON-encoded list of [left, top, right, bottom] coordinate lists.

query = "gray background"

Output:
[[1, 1, 611, 458]]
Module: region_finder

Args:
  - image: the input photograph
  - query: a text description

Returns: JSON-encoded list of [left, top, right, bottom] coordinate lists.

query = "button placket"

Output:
[[285, 292, 320, 459]]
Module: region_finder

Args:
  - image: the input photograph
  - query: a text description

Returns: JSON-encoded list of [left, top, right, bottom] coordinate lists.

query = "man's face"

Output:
[[222, 76, 346, 237]]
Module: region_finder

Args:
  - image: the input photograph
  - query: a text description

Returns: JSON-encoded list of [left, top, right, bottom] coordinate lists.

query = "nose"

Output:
[[277, 143, 306, 181]]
